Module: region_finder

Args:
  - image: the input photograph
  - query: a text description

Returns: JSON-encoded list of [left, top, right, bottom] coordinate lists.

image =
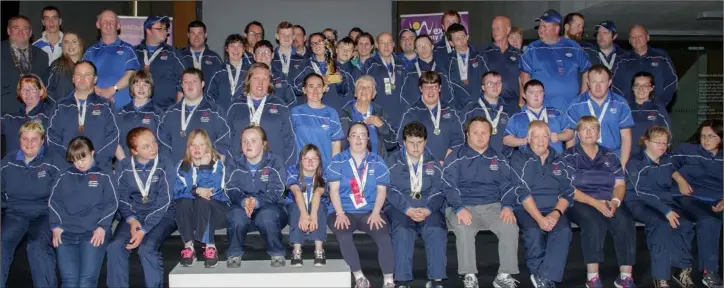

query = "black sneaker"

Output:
[[653, 280, 670, 288], [313, 249, 326, 267], [673, 268, 696, 288], [203, 246, 218, 268], [290, 249, 303, 268], [703, 270, 724, 288], [180, 247, 195, 267], [270, 255, 286, 267], [226, 256, 241, 268]]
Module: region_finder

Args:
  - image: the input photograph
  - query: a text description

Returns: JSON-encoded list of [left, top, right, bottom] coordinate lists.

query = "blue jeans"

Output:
[[1, 210, 56, 288], [56, 232, 108, 288], [287, 203, 328, 244]]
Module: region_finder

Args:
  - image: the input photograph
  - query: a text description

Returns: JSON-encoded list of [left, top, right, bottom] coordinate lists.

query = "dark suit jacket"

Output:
[[1, 40, 49, 114]]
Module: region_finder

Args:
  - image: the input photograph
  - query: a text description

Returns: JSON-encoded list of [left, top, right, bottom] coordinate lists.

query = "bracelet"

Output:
[[553, 208, 564, 216], [611, 198, 621, 208]]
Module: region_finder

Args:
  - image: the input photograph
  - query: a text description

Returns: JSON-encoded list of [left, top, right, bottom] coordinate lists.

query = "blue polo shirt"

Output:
[[83, 38, 141, 109], [324, 150, 390, 214], [504, 106, 569, 153], [481, 43, 523, 106], [290, 104, 345, 168], [520, 38, 591, 112], [562, 143, 624, 200], [566, 91, 634, 155]]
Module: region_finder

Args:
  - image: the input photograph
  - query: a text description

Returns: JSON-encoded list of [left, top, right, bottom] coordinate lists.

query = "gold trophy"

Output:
[[324, 40, 342, 84]]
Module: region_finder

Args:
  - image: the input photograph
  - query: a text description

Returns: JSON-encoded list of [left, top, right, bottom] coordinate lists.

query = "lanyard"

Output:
[[478, 99, 504, 130], [181, 100, 199, 134], [247, 95, 267, 126], [415, 61, 436, 78], [380, 56, 396, 83], [445, 38, 452, 53], [278, 50, 291, 75], [349, 157, 369, 194], [226, 64, 242, 96], [429, 102, 442, 134], [408, 154, 423, 193], [76, 98, 87, 129], [587, 98, 610, 143], [131, 155, 159, 199], [191, 48, 205, 69], [598, 52, 616, 70], [526, 107, 548, 123], [311, 61, 326, 76], [143, 47, 164, 67], [457, 50, 469, 80]]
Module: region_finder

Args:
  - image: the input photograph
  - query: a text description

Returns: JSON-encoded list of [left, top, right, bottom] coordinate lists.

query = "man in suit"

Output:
[[2, 15, 49, 115]]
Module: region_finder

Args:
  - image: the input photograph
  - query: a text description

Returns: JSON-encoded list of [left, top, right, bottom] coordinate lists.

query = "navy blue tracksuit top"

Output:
[[116, 100, 164, 157], [611, 48, 678, 106], [49, 164, 118, 235], [509, 147, 574, 212], [397, 58, 455, 108], [225, 152, 286, 208], [1, 148, 68, 214], [1, 100, 54, 154], [385, 149, 445, 214], [179, 45, 224, 85], [157, 99, 231, 163], [562, 144, 624, 200], [480, 44, 523, 107], [293, 58, 354, 113], [225, 95, 295, 165], [115, 156, 176, 233], [134, 42, 188, 110], [365, 54, 408, 127], [442, 144, 515, 213], [204, 61, 247, 111], [630, 100, 671, 156], [625, 152, 676, 216], [445, 45, 489, 109], [47, 93, 119, 172], [671, 143, 723, 201], [397, 101, 465, 162]]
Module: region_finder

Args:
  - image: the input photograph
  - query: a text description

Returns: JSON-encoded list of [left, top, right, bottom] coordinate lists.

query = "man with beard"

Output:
[[563, 13, 585, 43]]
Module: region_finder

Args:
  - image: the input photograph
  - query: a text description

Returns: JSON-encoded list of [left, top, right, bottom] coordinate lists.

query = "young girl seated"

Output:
[[286, 144, 328, 267], [49, 136, 118, 288], [174, 129, 230, 268]]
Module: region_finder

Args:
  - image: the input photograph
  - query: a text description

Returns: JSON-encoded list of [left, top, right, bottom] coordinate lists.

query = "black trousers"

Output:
[[175, 198, 228, 244]]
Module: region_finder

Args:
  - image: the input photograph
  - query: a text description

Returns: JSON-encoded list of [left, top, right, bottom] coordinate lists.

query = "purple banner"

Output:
[[400, 12, 469, 43], [118, 16, 173, 47]]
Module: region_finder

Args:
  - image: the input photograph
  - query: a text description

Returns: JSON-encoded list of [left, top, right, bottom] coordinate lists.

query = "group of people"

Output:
[[0, 5, 721, 288]]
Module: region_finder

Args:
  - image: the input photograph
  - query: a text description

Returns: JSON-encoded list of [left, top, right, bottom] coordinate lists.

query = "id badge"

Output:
[[350, 193, 368, 209], [384, 78, 392, 95]]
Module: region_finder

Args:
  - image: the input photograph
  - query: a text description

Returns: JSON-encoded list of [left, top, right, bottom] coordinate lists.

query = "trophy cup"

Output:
[[324, 40, 342, 84]]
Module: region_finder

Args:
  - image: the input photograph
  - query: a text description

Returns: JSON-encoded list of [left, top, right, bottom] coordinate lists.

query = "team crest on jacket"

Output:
[[425, 162, 435, 175], [294, 64, 300, 69], [92, 104, 102, 116], [565, 52, 572, 57], [321, 119, 329, 130], [142, 114, 152, 125], [160, 51, 168, 61], [37, 168, 47, 178], [260, 168, 269, 182], [205, 60, 213, 65], [609, 107, 617, 114], [269, 105, 278, 114], [117, 47, 124, 55], [489, 159, 499, 171], [89, 174, 99, 187], [275, 78, 282, 88], [552, 163, 561, 176], [510, 56, 517, 62], [471, 59, 479, 68], [651, 61, 659, 67], [647, 112, 657, 121], [200, 111, 210, 122], [603, 156, 611, 167], [442, 111, 451, 119], [547, 111, 556, 118]]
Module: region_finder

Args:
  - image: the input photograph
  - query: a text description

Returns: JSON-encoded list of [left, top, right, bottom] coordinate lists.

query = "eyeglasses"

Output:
[[21, 88, 39, 94], [633, 84, 652, 90], [415, 44, 431, 49], [302, 157, 320, 162], [701, 134, 720, 140], [247, 31, 262, 37]]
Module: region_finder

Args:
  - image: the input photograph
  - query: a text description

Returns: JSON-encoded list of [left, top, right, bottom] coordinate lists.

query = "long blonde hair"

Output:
[[182, 129, 222, 167]]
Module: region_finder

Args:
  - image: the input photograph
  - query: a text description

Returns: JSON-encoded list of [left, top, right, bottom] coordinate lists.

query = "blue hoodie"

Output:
[[671, 143, 723, 201], [115, 156, 177, 233], [225, 152, 286, 208], [385, 148, 444, 214], [49, 163, 118, 235], [174, 159, 230, 204], [442, 144, 514, 214], [134, 42, 188, 110], [509, 147, 574, 212], [1, 100, 54, 154], [1, 147, 68, 214], [157, 99, 231, 163], [47, 93, 119, 172], [625, 152, 676, 216]]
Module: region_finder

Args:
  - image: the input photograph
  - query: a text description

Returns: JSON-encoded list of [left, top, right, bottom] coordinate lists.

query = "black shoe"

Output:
[[313, 249, 326, 267], [291, 249, 303, 267], [653, 280, 670, 288]]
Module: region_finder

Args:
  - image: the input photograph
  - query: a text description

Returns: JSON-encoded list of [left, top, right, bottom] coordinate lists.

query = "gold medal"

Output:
[[492, 127, 498, 135], [144, 65, 151, 72], [463, 79, 469, 85]]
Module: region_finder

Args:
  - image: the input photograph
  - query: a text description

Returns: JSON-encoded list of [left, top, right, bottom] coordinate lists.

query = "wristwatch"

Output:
[[611, 197, 622, 208]]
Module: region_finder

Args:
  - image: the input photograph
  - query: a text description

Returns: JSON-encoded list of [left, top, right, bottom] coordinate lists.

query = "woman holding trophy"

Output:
[[294, 32, 354, 113]]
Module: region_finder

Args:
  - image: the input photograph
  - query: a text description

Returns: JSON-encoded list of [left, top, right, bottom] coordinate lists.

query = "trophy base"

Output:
[[326, 74, 342, 84]]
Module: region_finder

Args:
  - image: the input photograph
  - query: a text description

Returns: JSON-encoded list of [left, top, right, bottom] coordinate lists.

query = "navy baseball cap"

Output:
[[534, 10, 562, 24], [594, 21, 617, 35], [144, 16, 170, 30]]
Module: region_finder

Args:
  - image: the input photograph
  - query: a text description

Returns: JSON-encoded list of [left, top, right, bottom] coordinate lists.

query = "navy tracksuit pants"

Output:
[[287, 203, 328, 244], [386, 208, 447, 282], [674, 196, 723, 273], [1, 210, 56, 288], [106, 210, 178, 288], [516, 210, 572, 283], [568, 202, 637, 266], [226, 204, 288, 257], [626, 201, 694, 280]]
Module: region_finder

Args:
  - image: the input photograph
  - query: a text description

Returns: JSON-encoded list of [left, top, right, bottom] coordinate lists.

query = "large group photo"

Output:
[[1, 1, 723, 288]]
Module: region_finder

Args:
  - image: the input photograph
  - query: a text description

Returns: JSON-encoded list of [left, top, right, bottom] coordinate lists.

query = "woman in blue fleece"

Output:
[[174, 128, 230, 268], [48, 136, 118, 288]]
